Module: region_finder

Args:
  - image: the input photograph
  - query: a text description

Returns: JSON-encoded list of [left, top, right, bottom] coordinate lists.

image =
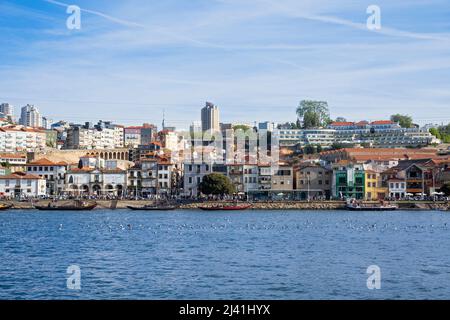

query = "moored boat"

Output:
[[127, 204, 178, 211], [0, 203, 13, 210], [198, 203, 252, 211], [345, 199, 397, 211], [34, 200, 97, 211]]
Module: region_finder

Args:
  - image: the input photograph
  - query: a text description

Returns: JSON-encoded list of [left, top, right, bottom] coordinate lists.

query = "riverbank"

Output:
[[3, 200, 449, 210]]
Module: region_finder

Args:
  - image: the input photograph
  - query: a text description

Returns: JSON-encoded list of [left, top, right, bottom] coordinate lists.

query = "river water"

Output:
[[1, 209, 449, 299]]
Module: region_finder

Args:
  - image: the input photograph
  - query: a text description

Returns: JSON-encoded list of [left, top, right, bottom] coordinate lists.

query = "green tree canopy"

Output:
[[390, 114, 413, 128], [296, 100, 331, 129], [430, 124, 450, 143], [199, 173, 236, 195], [335, 117, 347, 122], [429, 127, 441, 139], [232, 124, 251, 132], [303, 144, 316, 155]]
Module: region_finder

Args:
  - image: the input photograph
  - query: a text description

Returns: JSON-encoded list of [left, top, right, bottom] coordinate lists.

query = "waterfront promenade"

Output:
[[2, 200, 449, 210]]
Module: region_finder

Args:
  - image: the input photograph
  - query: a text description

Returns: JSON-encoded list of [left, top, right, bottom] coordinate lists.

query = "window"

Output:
[[188, 177, 192, 184], [319, 180, 323, 185], [5, 180, 9, 186]]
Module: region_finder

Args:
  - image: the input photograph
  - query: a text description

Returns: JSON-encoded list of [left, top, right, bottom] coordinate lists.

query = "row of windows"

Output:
[[273, 180, 290, 185], [5, 180, 32, 186], [390, 182, 406, 189], [244, 177, 257, 184], [299, 171, 328, 176], [27, 166, 55, 172], [5, 189, 32, 193], [299, 180, 329, 185]]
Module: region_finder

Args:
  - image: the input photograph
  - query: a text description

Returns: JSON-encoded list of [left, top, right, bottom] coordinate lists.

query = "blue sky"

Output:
[[1, 0, 450, 128]]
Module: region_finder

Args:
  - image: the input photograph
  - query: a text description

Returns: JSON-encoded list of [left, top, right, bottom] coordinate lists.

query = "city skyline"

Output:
[[1, 0, 450, 128]]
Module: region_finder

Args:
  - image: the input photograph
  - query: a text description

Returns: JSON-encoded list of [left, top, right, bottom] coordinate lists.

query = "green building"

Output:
[[332, 163, 365, 199]]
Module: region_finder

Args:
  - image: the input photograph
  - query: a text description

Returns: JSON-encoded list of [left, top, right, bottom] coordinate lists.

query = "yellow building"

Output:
[[365, 170, 387, 200]]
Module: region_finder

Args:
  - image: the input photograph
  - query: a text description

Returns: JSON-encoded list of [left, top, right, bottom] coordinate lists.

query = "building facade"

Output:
[[0, 172, 46, 198], [201, 102, 220, 132], [295, 164, 332, 200], [332, 162, 365, 199], [0, 127, 46, 152], [26, 158, 68, 195], [19, 104, 42, 128]]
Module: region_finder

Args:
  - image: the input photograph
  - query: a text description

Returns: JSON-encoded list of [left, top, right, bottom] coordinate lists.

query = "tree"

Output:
[[429, 128, 441, 139], [296, 100, 331, 129], [232, 124, 251, 132], [316, 144, 323, 153], [0, 161, 11, 168], [199, 173, 236, 195], [304, 144, 315, 155], [335, 117, 347, 122], [429, 124, 450, 143], [390, 114, 413, 128], [331, 142, 346, 150]]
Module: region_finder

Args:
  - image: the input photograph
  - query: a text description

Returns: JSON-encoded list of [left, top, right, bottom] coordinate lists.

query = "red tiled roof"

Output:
[[370, 120, 394, 125], [0, 153, 26, 159], [27, 158, 68, 166], [330, 122, 355, 126], [0, 172, 42, 180]]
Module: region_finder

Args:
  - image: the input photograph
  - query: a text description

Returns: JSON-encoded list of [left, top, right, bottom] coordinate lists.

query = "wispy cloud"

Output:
[[43, 0, 145, 28], [260, 0, 450, 41]]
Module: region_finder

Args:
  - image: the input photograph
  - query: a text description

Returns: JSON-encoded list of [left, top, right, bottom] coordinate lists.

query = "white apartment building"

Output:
[[19, 104, 42, 128], [0, 103, 14, 119], [65, 125, 124, 149], [276, 129, 336, 147], [183, 162, 213, 196], [157, 160, 174, 194], [388, 179, 407, 199], [276, 120, 435, 148], [65, 168, 127, 196], [227, 164, 259, 193], [0, 127, 46, 152], [114, 126, 124, 148], [26, 158, 68, 195], [0, 153, 27, 166], [0, 172, 46, 198]]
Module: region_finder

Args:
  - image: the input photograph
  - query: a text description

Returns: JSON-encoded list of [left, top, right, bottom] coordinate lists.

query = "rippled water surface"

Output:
[[1, 209, 450, 299]]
